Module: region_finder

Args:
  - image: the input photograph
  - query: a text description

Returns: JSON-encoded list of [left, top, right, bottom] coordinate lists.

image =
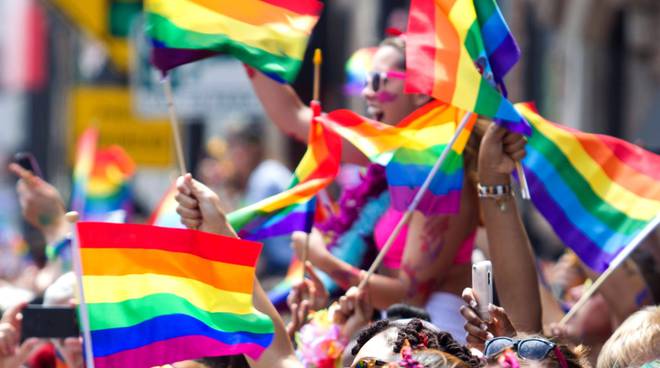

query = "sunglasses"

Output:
[[365, 71, 406, 92], [351, 357, 390, 368], [484, 337, 568, 368]]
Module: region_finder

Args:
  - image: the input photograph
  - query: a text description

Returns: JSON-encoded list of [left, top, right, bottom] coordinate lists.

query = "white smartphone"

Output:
[[471, 260, 493, 320]]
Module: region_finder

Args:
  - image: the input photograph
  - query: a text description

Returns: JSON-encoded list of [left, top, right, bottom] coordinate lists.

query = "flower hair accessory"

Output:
[[396, 340, 423, 368], [497, 349, 520, 368], [295, 309, 347, 368]]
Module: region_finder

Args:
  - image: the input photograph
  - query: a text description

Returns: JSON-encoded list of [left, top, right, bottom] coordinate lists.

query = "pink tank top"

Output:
[[373, 206, 475, 269]]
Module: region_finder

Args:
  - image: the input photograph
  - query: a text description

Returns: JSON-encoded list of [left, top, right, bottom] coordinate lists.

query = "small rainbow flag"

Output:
[[145, 0, 323, 81], [228, 103, 342, 239], [517, 103, 660, 272], [148, 184, 185, 229], [405, 0, 530, 135], [77, 222, 274, 368], [322, 101, 476, 214], [344, 47, 377, 96], [71, 128, 135, 221]]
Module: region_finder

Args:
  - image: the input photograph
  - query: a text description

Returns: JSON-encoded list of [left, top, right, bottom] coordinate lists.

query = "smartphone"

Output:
[[21, 305, 79, 340], [13, 152, 42, 177], [471, 260, 493, 320]]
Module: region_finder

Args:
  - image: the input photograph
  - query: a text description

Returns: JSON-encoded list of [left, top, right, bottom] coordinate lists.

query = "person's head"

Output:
[[225, 116, 265, 185], [361, 36, 432, 125], [483, 335, 590, 368], [597, 306, 660, 368], [350, 318, 481, 367]]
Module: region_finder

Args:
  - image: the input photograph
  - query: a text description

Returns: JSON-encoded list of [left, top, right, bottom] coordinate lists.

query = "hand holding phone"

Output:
[[472, 260, 493, 321], [13, 152, 42, 178], [21, 305, 79, 340]]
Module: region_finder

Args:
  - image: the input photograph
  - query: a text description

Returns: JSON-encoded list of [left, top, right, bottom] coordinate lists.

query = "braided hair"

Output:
[[351, 319, 481, 368]]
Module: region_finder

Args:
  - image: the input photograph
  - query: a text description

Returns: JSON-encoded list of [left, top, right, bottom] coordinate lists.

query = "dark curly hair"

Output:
[[350, 319, 481, 367]]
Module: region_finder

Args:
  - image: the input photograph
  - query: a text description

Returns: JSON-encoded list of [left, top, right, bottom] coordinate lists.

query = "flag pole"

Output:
[[358, 111, 474, 289], [516, 162, 530, 200], [559, 214, 660, 325], [302, 49, 323, 283], [162, 75, 188, 176], [67, 211, 96, 368]]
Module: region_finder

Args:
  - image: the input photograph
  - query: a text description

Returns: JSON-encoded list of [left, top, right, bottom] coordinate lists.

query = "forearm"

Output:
[[480, 192, 542, 332], [249, 71, 311, 143], [42, 219, 70, 245]]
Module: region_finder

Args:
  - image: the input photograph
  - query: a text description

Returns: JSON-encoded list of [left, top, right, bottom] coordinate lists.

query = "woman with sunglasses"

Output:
[[247, 35, 482, 343]]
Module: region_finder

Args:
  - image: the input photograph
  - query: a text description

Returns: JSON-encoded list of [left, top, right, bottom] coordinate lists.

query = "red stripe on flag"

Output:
[[77, 222, 261, 267], [259, 0, 323, 16]]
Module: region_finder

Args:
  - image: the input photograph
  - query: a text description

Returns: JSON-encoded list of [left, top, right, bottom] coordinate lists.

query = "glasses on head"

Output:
[[364, 71, 406, 92], [351, 357, 390, 368], [484, 337, 568, 368]]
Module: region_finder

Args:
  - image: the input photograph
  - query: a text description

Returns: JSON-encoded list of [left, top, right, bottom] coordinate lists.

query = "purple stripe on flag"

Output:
[[525, 168, 615, 272], [94, 335, 266, 368], [388, 187, 461, 215], [151, 42, 217, 73], [488, 35, 520, 82], [243, 211, 311, 240]]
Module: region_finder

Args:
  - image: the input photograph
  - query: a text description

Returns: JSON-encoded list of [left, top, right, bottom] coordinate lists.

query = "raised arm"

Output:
[[477, 123, 542, 333], [248, 70, 370, 166]]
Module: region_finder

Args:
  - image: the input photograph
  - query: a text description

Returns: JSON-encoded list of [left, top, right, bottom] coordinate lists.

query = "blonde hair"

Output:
[[597, 306, 660, 368]]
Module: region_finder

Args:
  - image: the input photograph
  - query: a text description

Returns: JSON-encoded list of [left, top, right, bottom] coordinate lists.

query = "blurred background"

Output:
[[0, 0, 659, 265]]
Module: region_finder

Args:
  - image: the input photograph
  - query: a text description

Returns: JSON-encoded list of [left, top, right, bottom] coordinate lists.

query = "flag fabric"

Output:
[[516, 103, 660, 272], [145, 0, 323, 81], [71, 128, 135, 221], [267, 257, 303, 305], [405, 0, 530, 135], [321, 101, 476, 214], [77, 222, 274, 368], [227, 102, 342, 240], [148, 183, 185, 228]]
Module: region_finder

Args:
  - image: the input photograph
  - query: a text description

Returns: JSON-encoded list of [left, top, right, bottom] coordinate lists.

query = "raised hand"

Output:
[[290, 229, 331, 268], [0, 303, 42, 368], [9, 163, 67, 243], [175, 174, 236, 237], [477, 121, 527, 185], [459, 288, 516, 350]]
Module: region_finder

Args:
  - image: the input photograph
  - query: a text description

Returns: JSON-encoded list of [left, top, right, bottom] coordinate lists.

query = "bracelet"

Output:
[[477, 183, 514, 211]]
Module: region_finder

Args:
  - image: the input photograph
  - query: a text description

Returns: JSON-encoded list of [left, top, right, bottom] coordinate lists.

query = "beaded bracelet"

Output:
[[477, 183, 514, 211]]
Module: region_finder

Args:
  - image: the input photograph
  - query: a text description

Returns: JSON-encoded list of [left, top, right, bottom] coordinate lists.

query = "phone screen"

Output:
[[21, 305, 79, 340]]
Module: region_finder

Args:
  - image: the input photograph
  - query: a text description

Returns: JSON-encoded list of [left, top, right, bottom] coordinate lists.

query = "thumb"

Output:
[[15, 338, 41, 363], [1, 302, 26, 326], [482, 123, 507, 146]]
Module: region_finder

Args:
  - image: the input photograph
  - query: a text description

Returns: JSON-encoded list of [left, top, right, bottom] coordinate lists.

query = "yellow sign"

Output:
[[71, 87, 173, 167]]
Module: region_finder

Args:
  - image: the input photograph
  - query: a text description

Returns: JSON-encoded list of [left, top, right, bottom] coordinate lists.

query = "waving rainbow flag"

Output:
[[322, 101, 476, 214], [228, 103, 342, 239], [72, 128, 135, 221], [517, 103, 660, 272], [145, 0, 323, 81], [77, 222, 273, 368], [405, 0, 530, 135]]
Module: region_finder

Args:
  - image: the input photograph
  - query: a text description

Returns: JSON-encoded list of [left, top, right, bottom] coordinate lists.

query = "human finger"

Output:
[[503, 139, 526, 154], [174, 192, 198, 209], [510, 150, 526, 162], [181, 218, 201, 229], [176, 206, 202, 220]]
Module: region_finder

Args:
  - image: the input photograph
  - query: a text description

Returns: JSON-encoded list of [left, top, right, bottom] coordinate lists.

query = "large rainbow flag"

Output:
[[71, 128, 135, 221], [321, 101, 476, 214], [77, 222, 274, 368], [228, 103, 341, 240], [145, 0, 323, 81], [405, 0, 530, 135], [517, 103, 660, 272]]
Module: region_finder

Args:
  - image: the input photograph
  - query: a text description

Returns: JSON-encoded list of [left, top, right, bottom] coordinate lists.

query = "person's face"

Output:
[[351, 327, 400, 366], [227, 141, 259, 184], [361, 45, 417, 126]]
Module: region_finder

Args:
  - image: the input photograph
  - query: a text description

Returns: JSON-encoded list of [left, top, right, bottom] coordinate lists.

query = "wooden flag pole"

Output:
[[301, 49, 323, 283], [162, 76, 188, 176], [67, 211, 96, 368], [358, 111, 474, 289], [516, 162, 531, 200], [559, 214, 660, 325]]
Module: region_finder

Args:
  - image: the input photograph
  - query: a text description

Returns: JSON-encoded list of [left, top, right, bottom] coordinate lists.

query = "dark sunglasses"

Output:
[[365, 71, 406, 92], [484, 337, 568, 368], [351, 357, 390, 368]]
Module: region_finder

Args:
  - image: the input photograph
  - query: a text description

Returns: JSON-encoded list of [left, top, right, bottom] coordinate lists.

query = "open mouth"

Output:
[[367, 106, 384, 122]]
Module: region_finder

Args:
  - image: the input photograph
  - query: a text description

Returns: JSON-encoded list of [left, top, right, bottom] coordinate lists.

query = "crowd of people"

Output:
[[0, 33, 658, 368]]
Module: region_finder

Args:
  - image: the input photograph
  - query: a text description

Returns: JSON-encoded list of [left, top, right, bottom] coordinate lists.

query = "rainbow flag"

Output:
[[228, 103, 341, 239], [77, 222, 274, 368], [145, 0, 323, 81], [322, 101, 476, 214], [267, 257, 303, 305], [344, 47, 377, 96], [71, 128, 135, 221], [517, 103, 660, 272], [148, 184, 185, 229], [405, 0, 530, 135]]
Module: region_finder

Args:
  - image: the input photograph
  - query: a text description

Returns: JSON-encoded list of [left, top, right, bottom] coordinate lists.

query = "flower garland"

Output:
[[295, 309, 348, 368]]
